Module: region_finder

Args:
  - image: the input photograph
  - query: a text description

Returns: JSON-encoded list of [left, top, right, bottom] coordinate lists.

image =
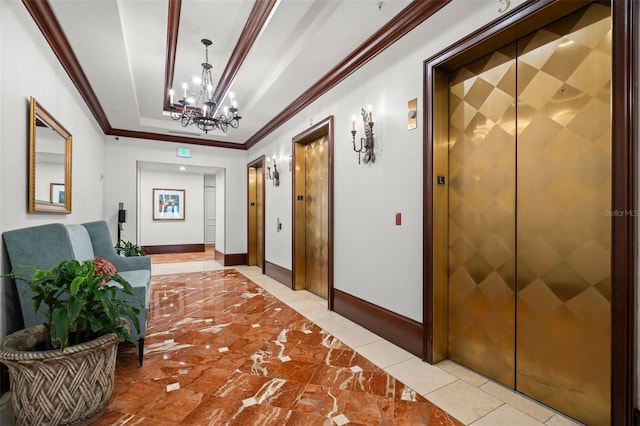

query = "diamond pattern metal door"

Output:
[[515, 5, 611, 424], [256, 166, 264, 268], [448, 45, 517, 388], [248, 167, 258, 266], [305, 136, 329, 299], [447, 4, 611, 424], [248, 166, 263, 268]]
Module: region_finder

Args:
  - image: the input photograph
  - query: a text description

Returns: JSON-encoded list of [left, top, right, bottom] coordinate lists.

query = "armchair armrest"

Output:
[[107, 254, 151, 272], [81, 221, 150, 272]]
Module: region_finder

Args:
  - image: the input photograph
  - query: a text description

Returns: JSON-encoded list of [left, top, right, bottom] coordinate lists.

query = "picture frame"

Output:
[[153, 188, 185, 220], [49, 183, 65, 205]]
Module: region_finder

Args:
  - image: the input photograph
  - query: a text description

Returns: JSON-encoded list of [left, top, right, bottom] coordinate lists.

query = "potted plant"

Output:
[[114, 239, 146, 257], [0, 258, 143, 426]]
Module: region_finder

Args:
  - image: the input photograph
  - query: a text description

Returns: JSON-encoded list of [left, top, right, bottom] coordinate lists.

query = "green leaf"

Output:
[[70, 276, 83, 296], [66, 298, 83, 325], [52, 308, 70, 350]]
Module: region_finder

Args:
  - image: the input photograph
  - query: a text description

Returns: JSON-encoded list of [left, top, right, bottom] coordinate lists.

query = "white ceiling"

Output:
[[44, 0, 413, 147]]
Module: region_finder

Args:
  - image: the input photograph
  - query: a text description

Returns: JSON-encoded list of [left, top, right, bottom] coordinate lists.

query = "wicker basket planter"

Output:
[[0, 324, 119, 426]]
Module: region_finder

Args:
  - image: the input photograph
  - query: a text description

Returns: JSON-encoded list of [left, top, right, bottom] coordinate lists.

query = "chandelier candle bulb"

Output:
[[182, 82, 187, 98], [352, 115, 356, 131], [169, 90, 174, 104]]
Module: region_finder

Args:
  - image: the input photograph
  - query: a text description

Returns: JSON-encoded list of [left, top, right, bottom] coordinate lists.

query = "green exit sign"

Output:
[[176, 147, 191, 158]]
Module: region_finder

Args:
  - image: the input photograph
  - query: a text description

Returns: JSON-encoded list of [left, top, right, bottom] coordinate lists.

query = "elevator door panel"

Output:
[[256, 167, 264, 268], [448, 45, 517, 388], [447, 4, 611, 424], [248, 168, 257, 266], [304, 136, 329, 299], [515, 5, 611, 424], [248, 166, 264, 268]]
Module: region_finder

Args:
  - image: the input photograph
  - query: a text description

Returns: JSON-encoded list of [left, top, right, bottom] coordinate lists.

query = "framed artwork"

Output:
[[50, 183, 65, 204], [153, 188, 185, 220]]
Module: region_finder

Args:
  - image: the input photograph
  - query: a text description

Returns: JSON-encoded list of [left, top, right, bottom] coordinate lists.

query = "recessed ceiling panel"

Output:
[[41, 0, 413, 146]]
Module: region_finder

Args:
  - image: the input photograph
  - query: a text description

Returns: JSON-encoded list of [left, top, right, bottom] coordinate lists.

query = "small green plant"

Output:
[[115, 239, 146, 257], [8, 259, 143, 350]]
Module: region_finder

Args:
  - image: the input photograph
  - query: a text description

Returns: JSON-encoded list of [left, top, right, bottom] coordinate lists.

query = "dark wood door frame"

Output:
[[291, 116, 334, 309], [422, 1, 637, 424], [247, 156, 266, 274]]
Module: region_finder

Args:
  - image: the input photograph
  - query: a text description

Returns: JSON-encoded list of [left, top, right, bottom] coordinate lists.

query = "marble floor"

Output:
[[0, 251, 585, 425]]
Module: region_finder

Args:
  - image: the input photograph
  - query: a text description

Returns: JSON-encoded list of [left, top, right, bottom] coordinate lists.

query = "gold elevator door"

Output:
[[447, 4, 611, 424], [294, 136, 329, 299], [248, 166, 263, 268]]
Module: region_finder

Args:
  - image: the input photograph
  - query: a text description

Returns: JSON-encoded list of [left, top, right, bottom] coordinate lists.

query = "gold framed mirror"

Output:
[[29, 97, 72, 213]]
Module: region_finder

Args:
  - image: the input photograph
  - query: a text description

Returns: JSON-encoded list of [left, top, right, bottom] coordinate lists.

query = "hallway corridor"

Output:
[[0, 253, 584, 425]]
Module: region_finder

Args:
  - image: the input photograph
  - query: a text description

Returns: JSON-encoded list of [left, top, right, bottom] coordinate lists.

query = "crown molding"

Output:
[[22, 0, 111, 133], [24, 0, 451, 151], [244, 0, 452, 149]]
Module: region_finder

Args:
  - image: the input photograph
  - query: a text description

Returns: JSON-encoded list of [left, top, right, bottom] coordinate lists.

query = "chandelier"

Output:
[[167, 39, 241, 133]]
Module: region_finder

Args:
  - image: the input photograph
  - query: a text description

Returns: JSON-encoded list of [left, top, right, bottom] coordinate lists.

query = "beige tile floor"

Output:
[[152, 259, 584, 426]]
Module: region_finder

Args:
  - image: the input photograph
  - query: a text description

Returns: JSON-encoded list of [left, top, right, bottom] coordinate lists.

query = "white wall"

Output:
[[139, 170, 204, 246], [215, 171, 226, 253], [104, 137, 245, 254], [204, 174, 216, 187], [249, 0, 522, 323], [0, 1, 107, 230], [1, 0, 109, 337], [0, 0, 4, 340], [262, 152, 291, 268]]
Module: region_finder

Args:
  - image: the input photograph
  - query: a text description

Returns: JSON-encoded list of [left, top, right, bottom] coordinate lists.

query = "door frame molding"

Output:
[[422, 1, 637, 423], [247, 156, 266, 274], [291, 116, 334, 308]]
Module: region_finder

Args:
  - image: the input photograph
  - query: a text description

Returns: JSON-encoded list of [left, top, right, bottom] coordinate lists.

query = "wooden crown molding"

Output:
[[163, 0, 181, 110], [24, 0, 451, 151], [162, 0, 278, 116], [245, 0, 452, 149], [22, 0, 111, 133], [211, 0, 278, 104]]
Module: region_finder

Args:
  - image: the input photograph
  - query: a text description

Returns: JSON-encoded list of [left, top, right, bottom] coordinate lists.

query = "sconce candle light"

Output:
[[266, 155, 280, 186], [350, 106, 375, 164]]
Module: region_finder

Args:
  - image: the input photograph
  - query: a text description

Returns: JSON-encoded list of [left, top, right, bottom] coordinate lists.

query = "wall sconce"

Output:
[[266, 155, 280, 186], [350, 106, 375, 164]]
